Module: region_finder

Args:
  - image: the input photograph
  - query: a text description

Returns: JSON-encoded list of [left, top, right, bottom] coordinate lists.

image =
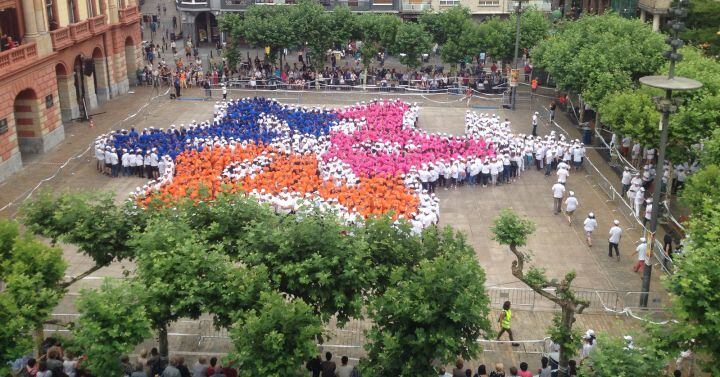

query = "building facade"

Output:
[[0, 0, 141, 181]]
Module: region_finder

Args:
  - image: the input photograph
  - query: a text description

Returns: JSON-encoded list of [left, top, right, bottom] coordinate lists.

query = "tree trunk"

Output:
[[35, 326, 44, 358], [556, 306, 575, 377], [158, 323, 169, 357]]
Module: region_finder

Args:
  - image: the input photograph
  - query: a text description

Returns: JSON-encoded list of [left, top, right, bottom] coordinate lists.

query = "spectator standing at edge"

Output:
[[320, 352, 336, 377], [608, 220, 622, 260]]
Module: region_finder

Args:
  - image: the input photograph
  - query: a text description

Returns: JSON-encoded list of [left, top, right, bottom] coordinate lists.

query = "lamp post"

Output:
[[510, 0, 526, 110], [637, 0, 702, 307]]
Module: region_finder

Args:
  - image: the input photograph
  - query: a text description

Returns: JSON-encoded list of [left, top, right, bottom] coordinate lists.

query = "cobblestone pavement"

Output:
[[1, 85, 668, 372]]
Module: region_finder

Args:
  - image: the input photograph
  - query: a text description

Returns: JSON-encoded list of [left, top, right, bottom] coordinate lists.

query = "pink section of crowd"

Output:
[[326, 102, 496, 177]]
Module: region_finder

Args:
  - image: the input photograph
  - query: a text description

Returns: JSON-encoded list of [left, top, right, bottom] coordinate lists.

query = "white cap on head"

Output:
[[614, 219, 620, 225], [569, 191, 575, 196], [588, 212, 594, 218], [640, 237, 646, 242]]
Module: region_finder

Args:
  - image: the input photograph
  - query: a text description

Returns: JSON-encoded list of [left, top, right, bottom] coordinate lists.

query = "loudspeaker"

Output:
[[84, 59, 94, 76]]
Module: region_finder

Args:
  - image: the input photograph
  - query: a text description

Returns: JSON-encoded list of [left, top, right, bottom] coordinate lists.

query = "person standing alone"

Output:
[[496, 301, 519, 346], [608, 220, 622, 260], [552, 180, 565, 215]]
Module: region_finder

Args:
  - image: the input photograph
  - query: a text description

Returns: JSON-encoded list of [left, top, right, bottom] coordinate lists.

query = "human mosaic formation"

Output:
[[94, 98, 588, 234]]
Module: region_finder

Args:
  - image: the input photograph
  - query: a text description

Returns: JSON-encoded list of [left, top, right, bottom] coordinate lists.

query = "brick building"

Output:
[[0, 0, 142, 181]]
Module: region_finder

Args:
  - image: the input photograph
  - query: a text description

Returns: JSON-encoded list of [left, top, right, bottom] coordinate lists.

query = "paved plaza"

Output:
[[0, 86, 665, 371]]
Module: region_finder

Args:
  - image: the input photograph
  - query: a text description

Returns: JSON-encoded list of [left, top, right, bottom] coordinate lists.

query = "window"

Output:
[[439, 0, 458, 5], [478, 0, 499, 5]]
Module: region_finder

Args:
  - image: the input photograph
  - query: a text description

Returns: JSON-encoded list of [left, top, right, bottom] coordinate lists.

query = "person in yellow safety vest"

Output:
[[496, 301, 519, 346]]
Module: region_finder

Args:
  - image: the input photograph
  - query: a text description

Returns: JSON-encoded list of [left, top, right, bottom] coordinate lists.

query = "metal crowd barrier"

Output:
[[539, 108, 676, 275]]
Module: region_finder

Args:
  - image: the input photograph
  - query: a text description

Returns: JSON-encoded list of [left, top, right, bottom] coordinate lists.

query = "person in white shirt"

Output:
[[608, 220, 622, 259], [633, 237, 648, 272], [621, 167, 633, 196], [634, 187, 645, 218], [557, 166, 570, 185], [643, 198, 653, 227], [565, 191, 579, 225], [531, 111, 539, 137], [552, 181, 566, 214], [572, 144, 585, 170], [583, 212, 597, 247], [336, 356, 353, 377]]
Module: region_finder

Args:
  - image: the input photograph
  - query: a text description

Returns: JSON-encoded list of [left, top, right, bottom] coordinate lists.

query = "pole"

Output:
[[640, 88, 670, 307], [511, 0, 522, 110]]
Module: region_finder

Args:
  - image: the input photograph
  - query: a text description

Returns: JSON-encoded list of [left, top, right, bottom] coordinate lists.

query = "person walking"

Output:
[[222, 84, 228, 100], [583, 212, 597, 247], [552, 181, 565, 215], [633, 237, 648, 273], [496, 301, 519, 346], [564, 191, 578, 225], [608, 220, 622, 260], [621, 167, 632, 197]]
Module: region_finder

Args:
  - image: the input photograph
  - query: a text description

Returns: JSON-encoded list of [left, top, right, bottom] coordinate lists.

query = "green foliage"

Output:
[[419, 6, 471, 46], [21, 191, 138, 268], [239, 211, 370, 324], [679, 0, 720, 57], [661, 159, 720, 373], [362, 229, 492, 377], [533, 13, 665, 108], [440, 20, 484, 67], [73, 279, 152, 377], [0, 220, 66, 374], [393, 22, 431, 69], [547, 313, 582, 360], [579, 335, 667, 377], [228, 291, 323, 377], [490, 208, 536, 247], [599, 47, 720, 162], [474, 9, 549, 63], [699, 128, 720, 167]]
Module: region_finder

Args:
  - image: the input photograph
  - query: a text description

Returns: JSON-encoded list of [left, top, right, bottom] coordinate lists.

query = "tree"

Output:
[[228, 291, 322, 377], [477, 17, 514, 62], [679, 0, 720, 57], [21, 192, 139, 288], [491, 209, 588, 377], [72, 279, 152, 377], [0, 220, 66, 372], [131, 217, 243, 356], [598, 47, 720, 162], [230, 5, 297, 66], [328, 6, 360, 48], [362, 227, 492, 377], [419, 6, 471, 46], [439, 20, 484, 68], [238, 210, 371, 325], [532, 13, 665, 109], [393, 22, 432, 69], [579, 335, 667, 377], [290, 0, 333, 68]]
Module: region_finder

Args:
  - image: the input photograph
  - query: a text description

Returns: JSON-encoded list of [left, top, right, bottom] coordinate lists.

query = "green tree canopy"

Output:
[[419, 6, 471, 46], [533, 13, 665, 108], [679, 0, 720, 57], [0, 220, 66, 374], [228, 291, 323, 377], [579, 335, 668, 377], [362, 227, 492, 377], [393, 22, 432, 69], [72, 279, 152, 377]]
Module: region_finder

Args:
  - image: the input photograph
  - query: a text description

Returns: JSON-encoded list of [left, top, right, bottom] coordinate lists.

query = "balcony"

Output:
[[401, 2, 431, 11], [119, 5, 141, 24], [0, 43, 38, 76], [51, 27, 73, 51], [69, 20, 91, 43], [88, 14, 108, 34], [332, 0, 371, 10], [638, 0, 670, 13]]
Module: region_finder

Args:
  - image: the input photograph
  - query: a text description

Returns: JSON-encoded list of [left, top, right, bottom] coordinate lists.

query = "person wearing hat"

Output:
[[643, 198, 653, 227], [531, 111, 539, 137], [621, 167, 633, 197], [583, 212, 597, 247], [564, 191, 579, 225], [222, 84, 228, 100], [581, 329, 596, 359], [551, 180, 566, 215], [634, 187, 646, 218], [633, 237, 648, 272], [608, 220, 622, 260]]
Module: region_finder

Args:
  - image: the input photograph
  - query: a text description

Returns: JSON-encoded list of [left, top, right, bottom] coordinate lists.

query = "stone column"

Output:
[[56, 75, 80, 122], [652, 13, 660, 32], [93, 58, 111, 102], [33, 0, 47, 33], [84, 73, 99, 110], [21, 0, 38, 38], [639, 9, 646, 22]]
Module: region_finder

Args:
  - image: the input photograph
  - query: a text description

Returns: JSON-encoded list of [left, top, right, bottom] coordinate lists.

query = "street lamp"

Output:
[[637, 0, 702, 308], [511, 0, 527, 110]]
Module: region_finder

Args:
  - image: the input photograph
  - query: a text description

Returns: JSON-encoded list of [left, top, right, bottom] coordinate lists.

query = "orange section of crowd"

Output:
[[143, 146, 419, 219]]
